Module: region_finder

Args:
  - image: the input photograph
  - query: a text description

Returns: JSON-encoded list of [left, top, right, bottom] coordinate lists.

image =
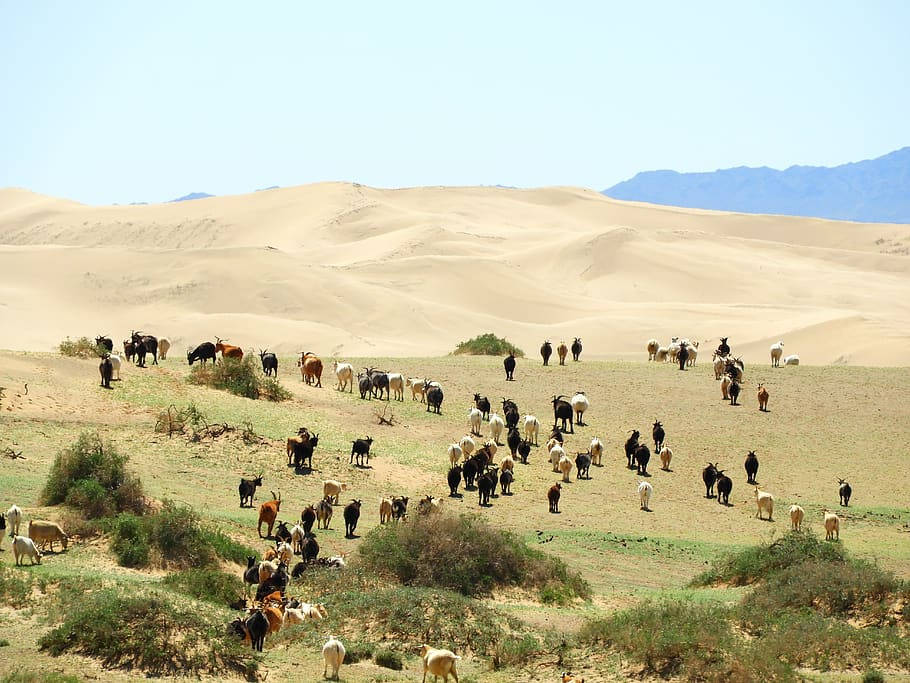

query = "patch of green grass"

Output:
[[0, 567, 41, 608], [39, 588, 257, 677], [58, 336, 104, 358], [359, 513, 589, 600], [40, 431, 146, 518], [373, 648, 404, 670], [692, 530, 845, 587], [1, 673, 83, 683], [203, 528, 259, 565], [162, 569, 245, 607], [863, 670, 885, 683], [452, 332, 524, 357]]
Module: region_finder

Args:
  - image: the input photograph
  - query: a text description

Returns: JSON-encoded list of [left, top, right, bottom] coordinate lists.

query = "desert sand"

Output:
[[1, 183, 908, 365]]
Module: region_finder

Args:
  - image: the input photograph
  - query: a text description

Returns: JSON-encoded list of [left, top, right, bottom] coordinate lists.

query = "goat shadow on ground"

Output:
[[448, 492, 463, 499], [352, 464, 373, 470], [641, 508, 653, 513], [292, 466, 315, 476]]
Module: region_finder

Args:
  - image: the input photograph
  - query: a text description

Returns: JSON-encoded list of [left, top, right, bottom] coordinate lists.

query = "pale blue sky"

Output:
[[1, 1, 908, 205]]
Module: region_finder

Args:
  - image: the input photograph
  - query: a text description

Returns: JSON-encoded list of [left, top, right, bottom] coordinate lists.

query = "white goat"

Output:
[[638, 481, 653, 511], [523, 414, 540, 445], [322, 635, 346, 680], [388, 373, 405, 401], [333, 361, 354, 392], [713, 354, 726, 380], [754, 487, 774, 520], [558, 455, 573, 482], [489, 413, 505, 444], [824, 511, 840, 540], [468, 408, 483, 436], [570, 392, 589, 426], [12, 535, 41, 565], [784, 354, 800, 366], [459, 435, 475, 458], [420, 645, 461, 683], [589, 437, 604, 466], [6, 504, 22, 536], [659, 446, 672, 471], [549, 443, 566, 473], [770, 341, 784, 367], [647, 338, 659, 361], [406, 377, 427, 402], [789, 504, 805, 531], [447, 443, 463, 467]]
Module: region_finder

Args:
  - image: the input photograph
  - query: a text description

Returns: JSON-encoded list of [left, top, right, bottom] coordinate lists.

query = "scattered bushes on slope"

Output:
[[188, 355, 290, 401], [358, 513, 589, 601], [58, 336, 105, 358], [452, 333, 524, 357], [163, 569, 246, 607]]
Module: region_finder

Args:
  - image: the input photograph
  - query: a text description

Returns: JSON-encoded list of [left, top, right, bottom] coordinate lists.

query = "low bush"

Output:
[[39, 588, 257, 677], [358, 513, 589, 600], [452, 333, 524, 357], [163, 569, 245, 607], [40, 432, 146, 518], [110, 513, 151, 568], [373, 648, 404, 670], [188, 355, 289, 401], [341, 642, 375, 664], [863, 670, 885, 683], [58, 336, 105, 358], [692, 530, 845, 586], [0, 567, 39, 608]]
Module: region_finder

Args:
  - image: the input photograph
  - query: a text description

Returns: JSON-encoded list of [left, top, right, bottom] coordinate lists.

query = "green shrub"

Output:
[[39, 588, 257, 677], [110, 513, 151, 568], [0, 638, 9, 647], [58, 336, 105, 358], [0, 566, 38, 608], [342, 642, 375, 663], [40, 432, 146, 518], [692, 531, 845, 586], [373, 649, 403, 670], [863, 670, 886, 683], [163, 569, 245, 607], [188, 355, 290, 401], [452, 333, 524, 357], [358, 513, 589, 599], [260, 376, 292, 402]]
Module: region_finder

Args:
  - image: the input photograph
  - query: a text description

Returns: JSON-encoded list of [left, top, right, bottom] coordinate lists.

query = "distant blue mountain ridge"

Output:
[[603, 147, 910, 224], [170, 192, 215, 202]]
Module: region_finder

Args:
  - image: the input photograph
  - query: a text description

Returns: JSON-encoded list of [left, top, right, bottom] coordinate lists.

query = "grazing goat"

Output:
[[770, 341, 784, 367], [215, 337, 242, 360], [238, 474, 263, 508], [187, 341, 217, 365], [12, 535, 41, 565], [744, 451, 759, 484], [824, 511, 840, 540], [503, 350, 516, 381], [99, 355, 113, 388], [655, 347, 669, 363], [469, 407, 483, 436], [838, 478, 852, 507], [28, 520, 69, 552], [638, 481, 653, 511], [323, 480, 347, 505], [716, 470, 732, 505], [426, 382, 444, 414], [557, 341, 568, 365], [647, 338, 659, 361], [590, 437, 604, 466], [350, 436, 374, 467], [343, 500, 361, 538], [624, 431, 640, 469], [652, 421, 665, 452], [754, 487, 774, 521], [659, 446, 672, 471], [473, 393, 491, 420], [575, 452, 592, 479], [541, 340, 553, 365], [789, 504, 805, 531], [571, 392, 589, 426], [571, 337, 582, 361], [552, 395, 574, 434], [299, 352, 323, 387], [332, 360, 354, 392], [259, 350, 278, 376], [548, 482, 561, 513], [258, 491, 282, 538], [757, 383, 769, 411], [420, 644, 461, 683], [447, 465, 462, 496], [783, 354, 800, 366], [489, 413, 505, 445], [323, 636, 346, 680], [703, 463, 718, 498]]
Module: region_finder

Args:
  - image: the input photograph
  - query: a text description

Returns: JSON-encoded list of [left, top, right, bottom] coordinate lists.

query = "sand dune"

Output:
[[1, 183, 908, 365]]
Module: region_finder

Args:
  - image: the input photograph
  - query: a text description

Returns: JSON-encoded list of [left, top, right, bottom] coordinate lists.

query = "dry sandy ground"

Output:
[[1, 183, 909, 365]]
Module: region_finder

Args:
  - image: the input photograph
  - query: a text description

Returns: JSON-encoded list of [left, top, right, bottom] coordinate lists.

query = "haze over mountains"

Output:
[[1, 182, 908, 365], [604, 147, 910, 224]]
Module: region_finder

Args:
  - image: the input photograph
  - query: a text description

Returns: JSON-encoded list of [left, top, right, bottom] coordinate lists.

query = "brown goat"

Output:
[[258, 491, 282, 538], [548, 482, 562, 513], [757, 383, 769, 412], [298, 352, 323, 387]]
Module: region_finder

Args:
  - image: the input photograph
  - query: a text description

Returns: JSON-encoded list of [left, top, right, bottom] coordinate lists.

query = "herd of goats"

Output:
[[50, 329, 844, 673]]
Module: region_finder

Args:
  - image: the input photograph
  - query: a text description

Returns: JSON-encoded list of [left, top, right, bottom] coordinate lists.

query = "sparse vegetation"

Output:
[[373, 649, 404, 670], [40, 432, 146, 518], [58, 336, 105, 358], [163, 569, 245, 607], [188, 354, 290, 401], [452, 332, 524, 357], [358, 513, 589, 600]]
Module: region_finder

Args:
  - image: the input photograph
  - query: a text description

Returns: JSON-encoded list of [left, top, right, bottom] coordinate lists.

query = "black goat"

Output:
[[517, 439, 532, 464], [131, 331, 158, 365], [571, 337, 582, 362], [426, 384, 444, 414], [343, 500, 362, 538], [473, 393, 491, 420], [391, 496, 409, 520], [634, 443, 651, 475], [677, 344, 689, 370], [729, 379, 741, 406], [259, 350, 278, 376], [187, 341, 217, 365], [95, 335, 114, 352], [652, 421, 665, 452], [123, 339, 135, 362], [99, 356, 113, 388], [703, 463, 719, 498], [365, 368, 390, 400], [358, 373, 372, 400], [500, 469, 513, 495], [507, 426, 521, 457], [303, 533, 319, 562], [541, 340, 552, 366], [478, 468, 496, 506], [716, 470, 732, 505], [744, 451, 759, 484], [503, 351, 516, 381], [550, 426, 564, 444], [838, 478, 852, 507], [448, 465, 462, 496], [575, 452, 592, 479], [274, 521, 292, 544], [624, 430, 640, 469], [255, 561, 288, 601], [235, 610, 268, 652], [242, 556, 260, 594], [350, 436, 374, 467], [238, 474, 263, 507], [717, 337, 730, 357], [291, 434, 319, 471], [462, 457, 478, 489], [300, 505, 316, 535], [552, 395, 574, 434]]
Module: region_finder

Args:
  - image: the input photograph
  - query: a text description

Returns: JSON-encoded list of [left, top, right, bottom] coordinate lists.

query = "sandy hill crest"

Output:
[[1, 183, 908, 365]]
